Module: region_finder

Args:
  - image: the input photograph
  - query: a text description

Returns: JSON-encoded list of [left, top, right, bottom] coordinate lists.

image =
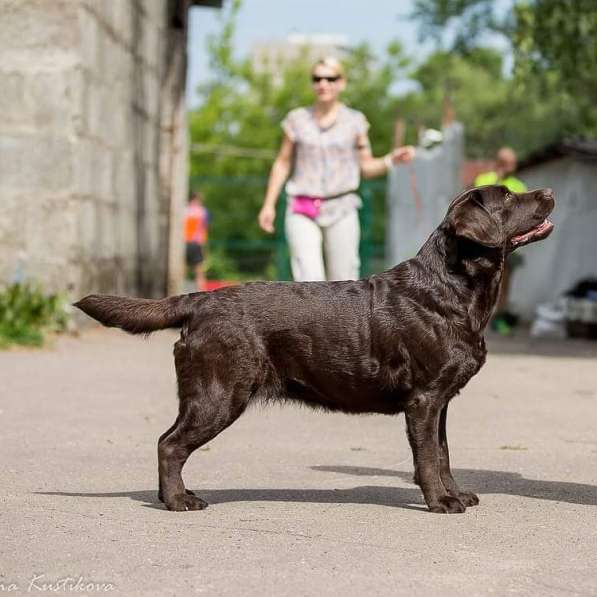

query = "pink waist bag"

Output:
[[291, 195, 323, 219]]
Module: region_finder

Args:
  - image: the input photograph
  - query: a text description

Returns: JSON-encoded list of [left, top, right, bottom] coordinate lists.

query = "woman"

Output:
[[258, 56, 415, 281]]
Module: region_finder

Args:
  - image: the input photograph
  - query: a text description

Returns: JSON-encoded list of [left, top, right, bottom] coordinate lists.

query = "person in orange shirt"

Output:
[[184, 191, 209, 291]]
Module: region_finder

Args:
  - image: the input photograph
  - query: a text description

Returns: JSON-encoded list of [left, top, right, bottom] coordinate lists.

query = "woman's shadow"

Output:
[[38, 466, 597, 511]]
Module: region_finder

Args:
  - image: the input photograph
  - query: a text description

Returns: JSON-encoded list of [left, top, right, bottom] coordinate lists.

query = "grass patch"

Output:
[[0, 282, 69, 349]]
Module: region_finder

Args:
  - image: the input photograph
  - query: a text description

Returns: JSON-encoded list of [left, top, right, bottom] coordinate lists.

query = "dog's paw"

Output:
[[158, 488, 196, 503], [456, 491, 479, 507], [428, 495, 466, 514], [164, 493, 208, 512]]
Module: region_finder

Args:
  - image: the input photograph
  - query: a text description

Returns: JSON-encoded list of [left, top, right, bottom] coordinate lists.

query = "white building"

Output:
[[251, 34, 350, 84], [511, 140, 597, 319]]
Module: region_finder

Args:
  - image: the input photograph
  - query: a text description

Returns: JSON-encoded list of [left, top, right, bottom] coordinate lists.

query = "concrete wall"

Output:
[[0, 0, 189, 298]]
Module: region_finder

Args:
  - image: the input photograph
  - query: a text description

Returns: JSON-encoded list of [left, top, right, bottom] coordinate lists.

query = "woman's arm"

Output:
[[258, 134, 295, 233], [357, 133, 415, 179]]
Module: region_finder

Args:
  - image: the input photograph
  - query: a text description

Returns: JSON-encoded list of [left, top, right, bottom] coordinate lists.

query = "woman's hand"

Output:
[[259, 134, 293, 232], [391, 145, 416, 164], [258, 205, 276, 234]]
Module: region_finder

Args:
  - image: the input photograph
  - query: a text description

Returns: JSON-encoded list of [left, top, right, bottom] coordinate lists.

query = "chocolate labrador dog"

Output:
[[75, 185, 554, 514]]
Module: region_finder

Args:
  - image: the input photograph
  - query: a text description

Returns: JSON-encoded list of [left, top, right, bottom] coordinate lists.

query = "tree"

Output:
[[411, 0, 514, 49], [410, 0, 597, 135], [514, 1, 597, 131], [397, 45, 584, 158]]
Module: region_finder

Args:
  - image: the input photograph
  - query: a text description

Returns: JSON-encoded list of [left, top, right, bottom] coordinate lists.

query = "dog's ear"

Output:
[[447, 189, 503, 248]]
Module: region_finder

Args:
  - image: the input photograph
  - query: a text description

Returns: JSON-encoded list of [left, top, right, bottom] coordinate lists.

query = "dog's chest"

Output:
[[380, 333, 487, 399], [442, 337, 487, 394]]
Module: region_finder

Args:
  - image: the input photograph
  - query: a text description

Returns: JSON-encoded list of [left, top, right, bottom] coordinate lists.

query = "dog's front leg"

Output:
[[438, 404, 479, 507], [405, 396, 466, 514]]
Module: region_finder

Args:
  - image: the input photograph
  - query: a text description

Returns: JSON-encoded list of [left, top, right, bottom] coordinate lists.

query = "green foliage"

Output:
[[0, 282, 68, 349], [513, 0, 597, 132], [411, 0, 512, 48], [410, 0, 597, 137], [202, 244, 275, 281], [401, 49, 512, 156], [202, 247, 239, 281], [398, 46, 583, 158]]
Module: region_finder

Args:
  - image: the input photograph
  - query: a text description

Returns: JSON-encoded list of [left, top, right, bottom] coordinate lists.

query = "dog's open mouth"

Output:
[[511, 219, 554, 246]]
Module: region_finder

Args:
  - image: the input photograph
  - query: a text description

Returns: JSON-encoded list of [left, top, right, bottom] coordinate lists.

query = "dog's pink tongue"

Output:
[[512, 219, 551, 244]]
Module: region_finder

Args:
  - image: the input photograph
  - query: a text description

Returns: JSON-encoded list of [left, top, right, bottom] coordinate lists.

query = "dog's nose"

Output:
[[541, 188, 555, 207], [542, 189, 555, 217]]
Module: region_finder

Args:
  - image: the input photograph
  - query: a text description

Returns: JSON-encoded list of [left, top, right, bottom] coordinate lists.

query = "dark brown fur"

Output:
[[75, 185, 555, 513]]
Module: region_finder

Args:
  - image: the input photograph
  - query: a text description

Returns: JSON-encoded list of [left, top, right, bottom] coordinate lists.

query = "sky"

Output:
[[186, 0, 513, 108]]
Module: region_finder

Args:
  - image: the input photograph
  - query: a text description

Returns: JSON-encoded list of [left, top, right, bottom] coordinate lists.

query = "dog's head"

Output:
[[446, 185, 554, 252]]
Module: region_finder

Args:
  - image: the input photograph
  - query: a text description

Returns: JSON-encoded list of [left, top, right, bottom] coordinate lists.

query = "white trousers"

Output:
[[285, 209, 360, 281]]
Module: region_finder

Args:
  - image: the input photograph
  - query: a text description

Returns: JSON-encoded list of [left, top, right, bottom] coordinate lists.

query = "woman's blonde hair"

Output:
[[311, 56, 345, 78]]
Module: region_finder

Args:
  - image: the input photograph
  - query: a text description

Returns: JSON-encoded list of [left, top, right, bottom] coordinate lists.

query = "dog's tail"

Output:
[[73, 294, 197, 335]]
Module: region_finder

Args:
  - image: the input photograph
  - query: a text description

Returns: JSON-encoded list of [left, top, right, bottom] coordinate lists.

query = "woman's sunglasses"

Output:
[[311, 75, 342, 84]]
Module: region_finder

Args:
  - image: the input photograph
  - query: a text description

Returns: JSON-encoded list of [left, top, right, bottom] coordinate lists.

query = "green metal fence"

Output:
[[189, 175, 387, 281]]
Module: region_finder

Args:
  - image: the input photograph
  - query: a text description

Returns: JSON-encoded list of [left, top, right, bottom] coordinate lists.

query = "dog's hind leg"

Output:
[[157, 387, 249, 511], [438, 405, 479, 507], [157, 416, 196, 502], [157, 330, 263, 511]]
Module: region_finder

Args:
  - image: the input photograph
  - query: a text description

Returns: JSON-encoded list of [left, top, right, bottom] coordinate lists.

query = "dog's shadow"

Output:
[[313, 466, 597, 506], [38, 466, 597, 511]]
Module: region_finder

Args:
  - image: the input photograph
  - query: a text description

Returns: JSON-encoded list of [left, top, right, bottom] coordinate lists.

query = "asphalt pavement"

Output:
[[1, 328, 596, 596]]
